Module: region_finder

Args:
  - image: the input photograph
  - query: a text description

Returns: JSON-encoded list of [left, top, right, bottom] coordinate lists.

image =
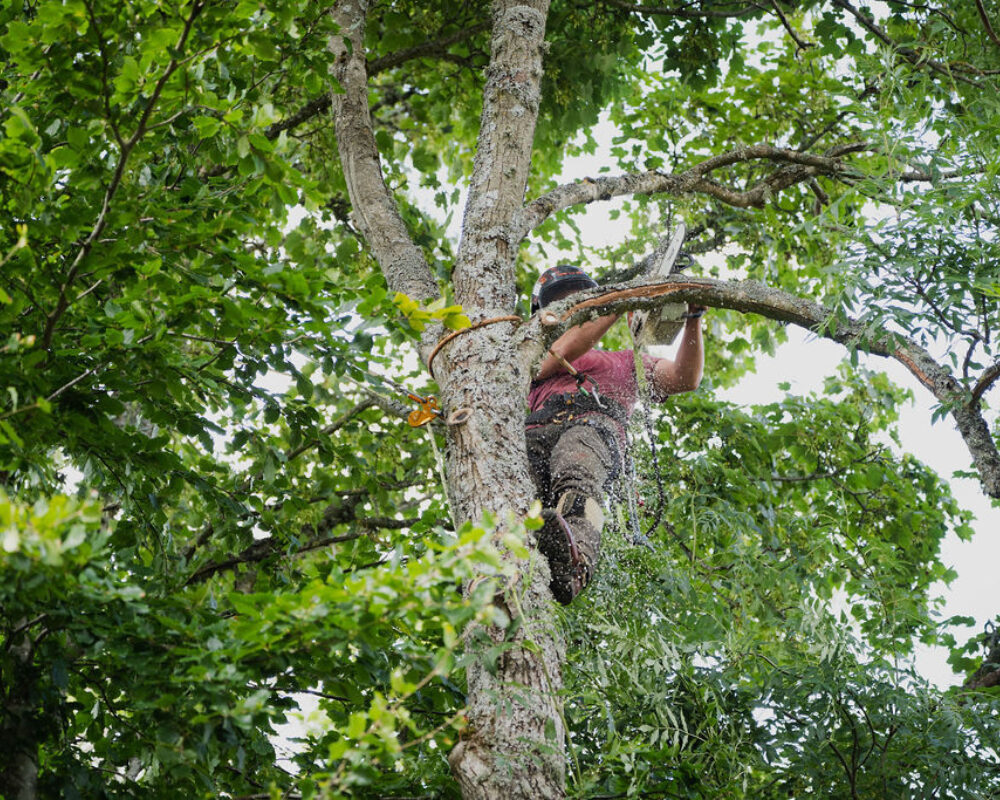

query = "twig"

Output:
[[831, 0, 981, 87], [769, 0, 812, 50], [975, 0, 1000, 49], [40, 0, 207, 351], [265, 22, 488, 139], [284, 400, 376, 462]]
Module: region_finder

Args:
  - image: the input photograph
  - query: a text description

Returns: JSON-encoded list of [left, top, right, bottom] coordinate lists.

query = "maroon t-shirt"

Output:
[[528, 350, 664, 420]]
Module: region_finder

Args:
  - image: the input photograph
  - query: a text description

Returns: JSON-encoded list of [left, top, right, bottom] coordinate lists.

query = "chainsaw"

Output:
[[629, 222, 692, 348]]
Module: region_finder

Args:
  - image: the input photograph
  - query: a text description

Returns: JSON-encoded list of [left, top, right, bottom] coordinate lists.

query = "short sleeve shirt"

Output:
[[528, 350, 665, 419]]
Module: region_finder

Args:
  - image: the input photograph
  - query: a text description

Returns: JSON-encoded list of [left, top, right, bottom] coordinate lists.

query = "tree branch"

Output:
[[451, 1, 550, 317], [603, 0, 762, 19], [41, 0, 206, 352], [267, 22, 488, 140], [284, 399, 376, 462], [329, 0, 440, 305], [972, 361, 1000, 404], [769, 0, 812, 50], [516, 144, 861, 237], [976, 0, 1000, 49], [367, 21, 489, 75], [830, 0, 982, 86], [520, 275, 1000, 498], [183, 507, 422, 586]]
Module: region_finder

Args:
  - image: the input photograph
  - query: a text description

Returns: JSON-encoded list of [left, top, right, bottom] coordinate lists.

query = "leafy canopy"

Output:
[[1, 0, 999, 797]]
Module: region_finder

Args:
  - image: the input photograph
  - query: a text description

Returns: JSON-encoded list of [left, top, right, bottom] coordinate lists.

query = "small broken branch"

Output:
[[972, 361, 1000, 404]]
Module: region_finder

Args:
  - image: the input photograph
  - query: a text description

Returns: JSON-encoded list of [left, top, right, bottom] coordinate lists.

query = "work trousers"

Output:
[[525, 414, 622, 573]]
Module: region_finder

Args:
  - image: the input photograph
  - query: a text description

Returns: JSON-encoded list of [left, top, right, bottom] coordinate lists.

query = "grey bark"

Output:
[[442, 3, 567, 798], [513, 141, 953, 239], [330, 2, 566, 798], [329, 0, 440, 306]]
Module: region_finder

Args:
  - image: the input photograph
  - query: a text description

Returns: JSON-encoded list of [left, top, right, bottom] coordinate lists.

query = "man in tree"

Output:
[[527, 265, 706, 604]]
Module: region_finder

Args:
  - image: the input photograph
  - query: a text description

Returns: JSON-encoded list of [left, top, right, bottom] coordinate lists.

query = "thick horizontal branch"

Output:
[[516, 144, 864, 238], [519, 275, 1000, 498], [604, 0, 761, 19]]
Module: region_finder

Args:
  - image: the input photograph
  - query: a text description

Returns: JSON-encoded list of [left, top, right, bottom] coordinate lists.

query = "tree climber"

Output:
[[527, 265, 705, 604]]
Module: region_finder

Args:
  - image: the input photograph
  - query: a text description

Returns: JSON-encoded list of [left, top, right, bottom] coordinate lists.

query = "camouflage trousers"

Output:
[[525, 414, 622, 602]]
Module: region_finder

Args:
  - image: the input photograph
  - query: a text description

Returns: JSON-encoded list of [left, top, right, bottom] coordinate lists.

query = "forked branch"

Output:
[[516, 144, 865, 237]]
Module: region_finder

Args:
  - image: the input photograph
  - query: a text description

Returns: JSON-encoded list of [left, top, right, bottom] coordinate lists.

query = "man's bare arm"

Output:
[[651, 312, 704, 396], [535, 313, 619, 381]]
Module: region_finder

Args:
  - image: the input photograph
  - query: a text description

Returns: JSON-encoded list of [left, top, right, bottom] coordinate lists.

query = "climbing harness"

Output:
[[525, 224, 703, 553], [525, 390, 628, 431]]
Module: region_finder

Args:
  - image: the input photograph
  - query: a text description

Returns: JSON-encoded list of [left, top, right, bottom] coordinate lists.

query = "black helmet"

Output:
[[530, 264, 598, 313]]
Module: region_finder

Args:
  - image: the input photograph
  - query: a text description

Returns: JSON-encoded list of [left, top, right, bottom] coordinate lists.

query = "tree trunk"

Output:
[[332, 0, 569, 795], [440, 2, 566, 797], [0, 630, 39, 800]]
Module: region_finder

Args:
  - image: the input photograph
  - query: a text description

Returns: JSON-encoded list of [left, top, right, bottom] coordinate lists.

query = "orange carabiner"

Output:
[[406, 394, 441, 427]]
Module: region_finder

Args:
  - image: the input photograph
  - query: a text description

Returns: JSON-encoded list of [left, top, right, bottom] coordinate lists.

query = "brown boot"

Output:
[[537, 509, 593, 605]]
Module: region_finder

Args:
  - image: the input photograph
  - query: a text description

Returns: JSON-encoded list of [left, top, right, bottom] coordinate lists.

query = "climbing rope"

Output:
[[627, 339, 660, 550], [623, 223, 697, 547], [427, 315, 522, 379]]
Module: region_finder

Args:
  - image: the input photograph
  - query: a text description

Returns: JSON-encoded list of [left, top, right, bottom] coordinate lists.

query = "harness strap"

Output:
[[526, 391, 629, 429]]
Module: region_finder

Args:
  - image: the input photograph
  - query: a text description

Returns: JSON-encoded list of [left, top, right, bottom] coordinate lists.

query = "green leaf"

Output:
[[193, 116, 222, 139]]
